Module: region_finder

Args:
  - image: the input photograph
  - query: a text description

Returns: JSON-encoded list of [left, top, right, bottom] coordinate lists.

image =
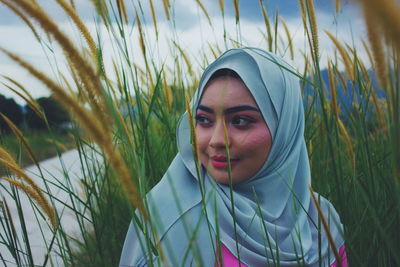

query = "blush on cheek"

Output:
[[240, 130, 271, 148]]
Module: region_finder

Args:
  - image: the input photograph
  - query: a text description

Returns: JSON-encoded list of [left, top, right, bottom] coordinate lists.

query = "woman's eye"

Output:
[[231, 116, 255, 127], [195, 115, 212, 125]]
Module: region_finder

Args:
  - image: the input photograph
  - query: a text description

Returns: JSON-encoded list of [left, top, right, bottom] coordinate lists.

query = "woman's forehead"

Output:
[[198, 75, 259, 110]]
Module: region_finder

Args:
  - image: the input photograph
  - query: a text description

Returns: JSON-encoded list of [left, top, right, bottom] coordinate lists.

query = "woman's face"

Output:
[[195, 75, 272, 184]]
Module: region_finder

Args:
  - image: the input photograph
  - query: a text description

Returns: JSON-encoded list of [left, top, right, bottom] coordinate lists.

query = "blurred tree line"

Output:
[[0, 94, 71, 134]]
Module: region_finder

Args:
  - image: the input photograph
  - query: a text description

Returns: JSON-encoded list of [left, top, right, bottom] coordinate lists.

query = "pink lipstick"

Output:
[[211, 155, 239, 169]]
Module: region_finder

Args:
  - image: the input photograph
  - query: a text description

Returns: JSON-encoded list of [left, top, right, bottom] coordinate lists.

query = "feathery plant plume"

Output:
[[0, 114, 40, 167], [6, 0, 110, 130], [194, 0, 212, 27], [325, 31, 355, 82], [280, 17, 294, 60], [54, 0, 97, 57], [363, 6, 388, 89], [0, 147, 14, 163], [0, 0, 40, 41], [305, 0, 319, 60], [1, 82, 45, 120], [309, 186, 342, 267], [116, 0, 128, 24], [259, 0, 273, 52], [149, 0, 158, 39], [0, 48, 147, 217], [1, 177, 57, 229], [356, 0, 400, 51], [0, 153, 56, 230]]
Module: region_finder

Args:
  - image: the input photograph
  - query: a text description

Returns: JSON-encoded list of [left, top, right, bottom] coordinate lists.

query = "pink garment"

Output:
[[215, 243, 348, 267], [215, 243, 248, 267], [330, 245, 348, 267]]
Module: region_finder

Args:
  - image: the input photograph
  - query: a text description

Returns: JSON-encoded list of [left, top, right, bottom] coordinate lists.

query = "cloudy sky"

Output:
[[0, 0, 367, 104]]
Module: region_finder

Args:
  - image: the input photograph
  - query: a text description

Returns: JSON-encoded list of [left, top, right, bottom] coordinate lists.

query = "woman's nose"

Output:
[[209, 121, 231, 148]]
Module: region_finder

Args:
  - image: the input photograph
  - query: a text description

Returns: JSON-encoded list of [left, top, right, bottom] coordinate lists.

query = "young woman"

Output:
[[120, 47, 347, 267]]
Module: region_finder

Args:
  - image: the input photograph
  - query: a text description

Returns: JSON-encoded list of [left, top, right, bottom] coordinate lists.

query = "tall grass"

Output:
[[0, 0, 399, 266]]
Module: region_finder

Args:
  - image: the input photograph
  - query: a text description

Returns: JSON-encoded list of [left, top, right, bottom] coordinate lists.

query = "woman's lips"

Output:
[[211, 155, 239, 169]]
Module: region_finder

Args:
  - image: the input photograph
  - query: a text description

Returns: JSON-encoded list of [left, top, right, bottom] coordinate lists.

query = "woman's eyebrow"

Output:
[[197, 104, 260, 114]]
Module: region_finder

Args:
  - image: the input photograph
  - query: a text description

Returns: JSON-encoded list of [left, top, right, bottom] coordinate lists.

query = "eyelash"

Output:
[[195, 115, 255, 128]]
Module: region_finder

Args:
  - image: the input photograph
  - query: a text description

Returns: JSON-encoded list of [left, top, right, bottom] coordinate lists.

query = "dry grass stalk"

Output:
[[162, 72, 172, 112], [308, 186, 343, 267], [280, 17, 294, 60], [185, 93, 200, 171], [361, 39, 374, 68], [1, 75, 37, 104], [259, 0, 272, 52], [208, 43, 218, 59], [233, 0, 240, 23], [115, 110, 134, 147], [1, 82, 45, 120], [370, 87, 386, 132], [0, 155, 56, 230], [0, 114, 40, 166], [335, 0, 340, 13], [337, 118, 355, 170], [112, 59, 124, 95], [194, 0, 212, 26], [162, 0, 171, 20], [55, 0, 97, 56], [135, 11, 154, 90], [149, 0, 158, 39], [333, 65, 348, 92], [325, 31, 355, 82], [2, 197, 18, 240], [328, 61, 339, 120], [0, 0, 40, 41], [219, 0, 224, 14], [1, 177, 56, 229], [174, 42, 194, 78], [300, 53, 310, 92], [363, 7, 388, 89], [116, 0, 128, 24], [45, 138, 69, 152]]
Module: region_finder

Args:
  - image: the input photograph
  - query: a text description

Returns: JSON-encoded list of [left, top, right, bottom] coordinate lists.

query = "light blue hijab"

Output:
[[120, 48, 344, 267]]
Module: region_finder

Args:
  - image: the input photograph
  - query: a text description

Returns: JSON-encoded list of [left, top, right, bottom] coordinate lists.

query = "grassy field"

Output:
[[0, 131, 75, 172], [0, 0, 399, 266]]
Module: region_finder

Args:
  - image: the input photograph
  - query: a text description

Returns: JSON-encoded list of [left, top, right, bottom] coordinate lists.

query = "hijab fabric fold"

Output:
[[120, 47, 344, 267]]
